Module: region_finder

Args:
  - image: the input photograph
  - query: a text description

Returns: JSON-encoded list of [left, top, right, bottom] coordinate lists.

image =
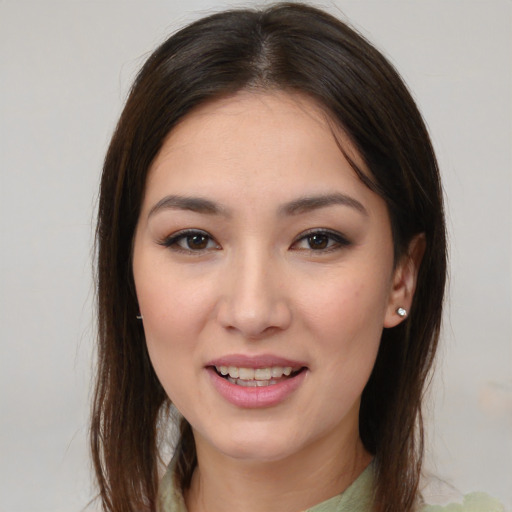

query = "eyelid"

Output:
[[157, 227, 350, 253], [290, 228, 351, 252], [158, 229, 220, 253]]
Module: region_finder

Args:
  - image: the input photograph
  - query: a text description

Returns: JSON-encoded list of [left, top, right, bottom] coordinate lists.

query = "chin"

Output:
[[222, 440, 297, 462], [197, 424, 302, 463]]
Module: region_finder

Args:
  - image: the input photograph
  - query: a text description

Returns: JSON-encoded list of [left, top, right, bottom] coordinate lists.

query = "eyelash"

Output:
[[158, 228, 351, 254], [291, 229, 351, 253], [158, 229, 220, 254]]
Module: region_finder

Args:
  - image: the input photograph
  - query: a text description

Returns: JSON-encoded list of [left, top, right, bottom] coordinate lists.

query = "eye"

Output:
[[291, 229, 350, 252], [159, 229, 220, 253]]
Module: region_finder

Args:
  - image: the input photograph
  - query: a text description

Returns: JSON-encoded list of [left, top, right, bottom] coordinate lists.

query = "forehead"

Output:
[[156, 91, 336, 161], [144, 90, 373, 211]]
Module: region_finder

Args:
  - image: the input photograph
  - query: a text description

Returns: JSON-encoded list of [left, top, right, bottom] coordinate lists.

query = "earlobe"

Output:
[[384, 233, 426, 328]]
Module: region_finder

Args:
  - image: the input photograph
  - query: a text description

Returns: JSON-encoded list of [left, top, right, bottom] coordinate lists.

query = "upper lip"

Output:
[[206, 353, 307, 369]]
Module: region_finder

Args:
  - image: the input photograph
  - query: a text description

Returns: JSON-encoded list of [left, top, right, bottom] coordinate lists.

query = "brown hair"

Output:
[[91, 3, 446, 512]]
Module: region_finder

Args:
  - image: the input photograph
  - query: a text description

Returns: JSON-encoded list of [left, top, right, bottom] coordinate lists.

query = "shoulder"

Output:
[[419, 472, 507, 512], [420, 493, 506, 512]]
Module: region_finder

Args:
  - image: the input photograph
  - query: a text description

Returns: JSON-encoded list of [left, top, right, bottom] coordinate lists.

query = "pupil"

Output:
[[309, 234, 328, 249], [188, 234, 208, 249]]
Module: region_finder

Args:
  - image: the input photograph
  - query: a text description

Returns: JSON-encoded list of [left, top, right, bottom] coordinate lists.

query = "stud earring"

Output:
[[396, 307, 407, 318], [136, 314, 143, 320]]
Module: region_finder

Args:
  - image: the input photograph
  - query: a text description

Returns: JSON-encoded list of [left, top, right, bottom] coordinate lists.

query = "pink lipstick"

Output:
[[205, 354, 308, 408]]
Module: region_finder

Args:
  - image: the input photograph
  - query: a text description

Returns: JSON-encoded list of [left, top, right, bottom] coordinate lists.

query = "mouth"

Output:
[[206, 356, 308, 407], [211, 365, 306, 387]]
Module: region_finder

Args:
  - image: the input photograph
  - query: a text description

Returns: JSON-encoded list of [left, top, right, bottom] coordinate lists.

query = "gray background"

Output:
[[1, 1, 510, 510]]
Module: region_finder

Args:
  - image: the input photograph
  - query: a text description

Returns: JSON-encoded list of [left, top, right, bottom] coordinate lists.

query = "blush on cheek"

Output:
[[143, 329, 185, 402]]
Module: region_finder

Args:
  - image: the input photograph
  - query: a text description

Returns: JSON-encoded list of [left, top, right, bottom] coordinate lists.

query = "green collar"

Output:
[[158, 459, 375, 512]]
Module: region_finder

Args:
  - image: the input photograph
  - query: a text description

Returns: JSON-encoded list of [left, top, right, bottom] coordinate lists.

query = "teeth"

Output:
[[227, 377, 279, 387], [238, 367, 254, 380], [271, 366, 284, 377], [216, 365, 295, 381], [255, 368, 271, 380]]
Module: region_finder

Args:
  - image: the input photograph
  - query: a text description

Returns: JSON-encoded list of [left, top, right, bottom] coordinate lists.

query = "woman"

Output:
[[90, 3, 501, 512]]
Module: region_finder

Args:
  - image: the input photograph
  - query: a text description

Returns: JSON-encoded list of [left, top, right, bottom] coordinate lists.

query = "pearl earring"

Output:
[[396, 307, 407, 318]]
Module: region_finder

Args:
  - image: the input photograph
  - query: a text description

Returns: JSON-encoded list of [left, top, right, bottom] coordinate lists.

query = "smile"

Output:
[[214, 365, 302, 387], [206, 355, 308, 407], [212, 364, 306, 392]]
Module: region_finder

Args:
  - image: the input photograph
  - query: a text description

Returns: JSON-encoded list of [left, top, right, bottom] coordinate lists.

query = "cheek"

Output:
[[297, 270, 389, 387], [134, 247, 217, 337], [305, 280, 385, 415], [139, 279, 207, 341], [133, 263, 215, 393], [300, 273, 389, 341]]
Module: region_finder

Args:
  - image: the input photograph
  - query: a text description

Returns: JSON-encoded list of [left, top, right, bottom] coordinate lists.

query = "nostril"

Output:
[[216, 296, 292, 338]]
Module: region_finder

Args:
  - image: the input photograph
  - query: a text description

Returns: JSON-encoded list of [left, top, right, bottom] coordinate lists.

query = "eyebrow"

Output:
[[148, 195, 230, 218], [279, 193, 368, 216], [148, 192, 367, 219]]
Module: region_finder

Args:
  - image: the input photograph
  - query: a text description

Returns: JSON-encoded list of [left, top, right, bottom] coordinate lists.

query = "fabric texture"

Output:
[[157, 458, 504, 512], [422, 494, 505, 512]]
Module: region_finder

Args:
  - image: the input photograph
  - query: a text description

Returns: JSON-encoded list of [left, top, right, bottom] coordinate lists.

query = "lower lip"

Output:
[[207, 368, 307, 408]]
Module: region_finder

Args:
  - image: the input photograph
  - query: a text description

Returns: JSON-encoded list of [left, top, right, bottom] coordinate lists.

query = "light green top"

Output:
[[158, 459, 505, 512], [422, 495, 505, 512]]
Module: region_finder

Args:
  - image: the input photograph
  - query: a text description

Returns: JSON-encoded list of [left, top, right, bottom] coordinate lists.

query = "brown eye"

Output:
[[291, 229, 351, 252], [307, 234, 329, 250], [160, 230, 219, 252], [186, 233, 209, 250]]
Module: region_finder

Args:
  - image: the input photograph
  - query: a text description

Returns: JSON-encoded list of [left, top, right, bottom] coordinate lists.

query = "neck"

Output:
[[184, 431, 372, 512]]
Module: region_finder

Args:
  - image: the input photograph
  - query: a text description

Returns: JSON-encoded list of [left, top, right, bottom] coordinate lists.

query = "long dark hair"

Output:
[[91, 3, 446, 512]]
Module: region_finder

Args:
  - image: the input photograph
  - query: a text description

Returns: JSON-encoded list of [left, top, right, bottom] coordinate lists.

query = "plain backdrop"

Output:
[[0, 1, 511, 511]]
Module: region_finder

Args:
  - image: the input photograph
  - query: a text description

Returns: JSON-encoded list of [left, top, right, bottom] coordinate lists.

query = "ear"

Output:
[[384, 233, 426, 328]]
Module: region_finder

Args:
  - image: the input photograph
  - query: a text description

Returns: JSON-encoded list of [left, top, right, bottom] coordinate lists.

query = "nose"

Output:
[[216, 248, 292, 339]]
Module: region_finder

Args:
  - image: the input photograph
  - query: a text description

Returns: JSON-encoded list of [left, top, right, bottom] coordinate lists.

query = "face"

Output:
[[132, 91, 412, 465]]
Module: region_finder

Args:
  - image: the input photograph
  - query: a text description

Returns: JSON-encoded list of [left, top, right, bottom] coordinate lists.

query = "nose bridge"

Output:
[[218, 242, 291, 337]]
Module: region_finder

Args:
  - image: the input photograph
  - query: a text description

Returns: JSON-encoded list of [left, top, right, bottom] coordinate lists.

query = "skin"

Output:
[[132, 91, 423, 512]]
